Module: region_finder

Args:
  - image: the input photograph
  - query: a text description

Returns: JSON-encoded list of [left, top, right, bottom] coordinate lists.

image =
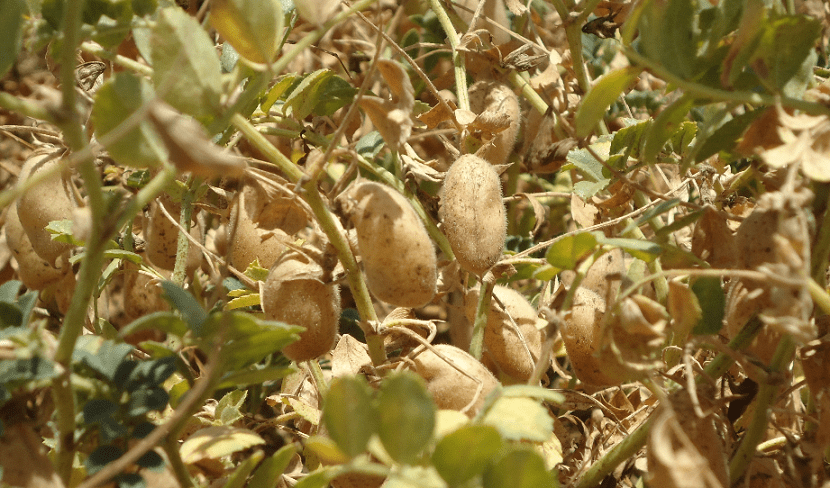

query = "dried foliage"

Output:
[[2, 1, 830, 488]]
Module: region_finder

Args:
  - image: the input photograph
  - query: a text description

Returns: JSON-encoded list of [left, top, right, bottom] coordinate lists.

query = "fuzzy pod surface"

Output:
[[439, 154, 506, 275], [16, 150, 76, 266], [411, 344, 499, 417], [261, 252, 340, 361], [346, 182, 437, 308]]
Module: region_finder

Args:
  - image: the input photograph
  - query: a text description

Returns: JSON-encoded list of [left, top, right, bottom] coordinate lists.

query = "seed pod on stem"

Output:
[[439, 154, 506, 275], [343, 182, 437, 308], [261, 251, 340, 362]]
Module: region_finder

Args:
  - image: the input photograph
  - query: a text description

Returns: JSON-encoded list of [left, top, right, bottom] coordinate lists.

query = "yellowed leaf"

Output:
[[180, 426, 265, 464]]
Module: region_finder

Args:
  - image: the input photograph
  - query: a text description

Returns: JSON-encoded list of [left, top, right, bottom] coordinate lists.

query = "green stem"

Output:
[[624, 46, 830, 116], [171, 177, 198, 286], [231, 116, 385, 365], [810, 182, 830, 287], [80, 41, 154, 77], [306, 359, 330, 397], [427, 0, 469, 111], [809, 278, 830, 315], [575, 315, 765, 488], [469, 275, 496, 360], [163, 438, 195, 488], [57, 0, 86, 151], [0, 93, 56, 125], [729, 336, 796, 485]]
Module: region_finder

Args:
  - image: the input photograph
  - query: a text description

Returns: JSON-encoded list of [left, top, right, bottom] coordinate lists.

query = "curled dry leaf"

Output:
[[147, 100, 246, 178], [647, 399, 728, 488], [261, 251, 340, 362], [756, 106, 830, 182], [455, 0, 511, 45], [344, 181, 437, 308], [439, 154, 506, 275], [726, 188, 816, 362], [468, 80, 520, 167], [358, 60, 414, 152]]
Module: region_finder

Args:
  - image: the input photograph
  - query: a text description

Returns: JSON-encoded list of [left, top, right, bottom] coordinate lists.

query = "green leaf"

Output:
[[73, 337, 134, 381], [610, 120, 651, 159], [83, 399, 117, 424], [45, 219, 84, 246], [223, 451, 264, 488], [621, 199, 682, 235], [87, 445, 123, 475], [261, 74, 301, 114], [639, 0, 700, 81], [695, 107, 764, 163], [323, 376, 379, 458], [575, 66, 643, 138], [151, 7, 222, 122], [118, 312, 190, 339], [136, 450, 165, 472], [482, 397, 552, 442], [691, 277, 725, 335], [751, 14, 821, 93], [93, 73, 167, 168], [384, 465, 446, 488], [209, 314, 302, 371], [216, 365, 296, 390], [356, 131, 386, 158], [281, 69, 355, 120], [483, 447, 556, 488], [545, 232, 598, 271], [226, 293, 261, 310], [377, 372, 436, 464], [642, 95, 696, 163], [432, 424, 502, 486], [127, 386, 169, 416], [293, 469, 335, 488], [116, 473, 146, 488], [210, 0, 284, 65], [597, 236, 663, 262], [248, 444, 297, 488], [0, 0, 25, 78], [160, 281, 207, 335], [215, 390, 247, 426]]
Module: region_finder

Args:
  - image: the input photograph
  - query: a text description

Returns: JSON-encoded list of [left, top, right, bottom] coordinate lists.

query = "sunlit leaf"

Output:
[[93, 73, 167, 169], [180, 426, 265, 463], [377, 372, 436, 464], [691, 277, 725, 335], [483, 447, 556, 488], [482, 397, 552, 442], [248, 444, 297, 488], [323, 376, 378, 458], [575, 66, 643, 138], [545, 232, 598, 271], [0, 0, 24, 78], [642, 95, 696, 163], [432, 425, 502, 486], [210, 0, 284, 65]]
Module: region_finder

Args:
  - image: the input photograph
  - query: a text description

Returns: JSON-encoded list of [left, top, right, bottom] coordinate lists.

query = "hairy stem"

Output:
[[469, 273, 496, 360], [427, 0, 469, 111]]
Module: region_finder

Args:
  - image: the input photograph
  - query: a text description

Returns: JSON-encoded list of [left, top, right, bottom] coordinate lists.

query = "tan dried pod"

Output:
[[261, 251, 340, 362], [144, 195, 202, 273], [227, 188, 289, 271], [345, 182, 437, 308], [410, 344, 499, 417], [242, 180, 309, 235], [465, 286, 542, 382], [468, 81, 520, 167], [122, 260, 170, 320], [439, 154, 505, 275], [4, 207, 65, 290], [16, 149, 75, 266], [560, 249, 625, 386]]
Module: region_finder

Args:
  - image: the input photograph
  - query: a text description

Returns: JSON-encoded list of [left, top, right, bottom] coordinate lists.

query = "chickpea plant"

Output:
[[3, 0, 830, 487]]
